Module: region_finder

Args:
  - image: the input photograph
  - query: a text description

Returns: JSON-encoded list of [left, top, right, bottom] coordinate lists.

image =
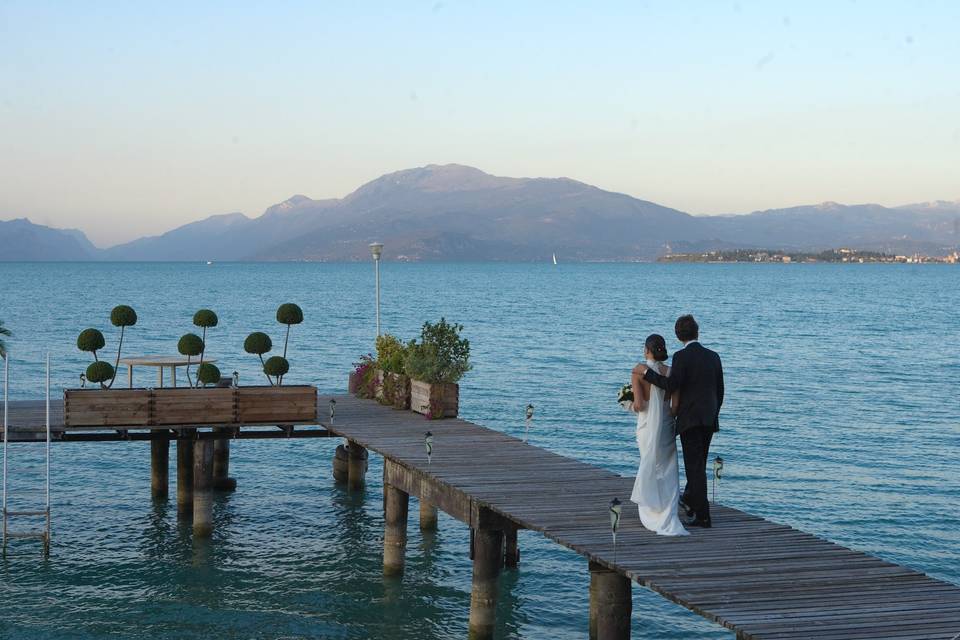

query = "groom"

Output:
[[637, 314, 723, 528]]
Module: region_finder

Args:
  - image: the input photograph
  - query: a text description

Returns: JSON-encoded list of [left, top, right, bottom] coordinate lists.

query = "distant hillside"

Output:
[[3, 165, 958, 261], [0, 218, 99, 261]]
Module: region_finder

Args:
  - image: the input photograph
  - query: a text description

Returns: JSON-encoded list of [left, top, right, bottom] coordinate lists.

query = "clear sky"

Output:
[[2, 1, 958, 246]]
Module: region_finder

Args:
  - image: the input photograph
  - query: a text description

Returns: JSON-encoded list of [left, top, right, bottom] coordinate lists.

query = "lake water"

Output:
[[0, 262, 957, 639]]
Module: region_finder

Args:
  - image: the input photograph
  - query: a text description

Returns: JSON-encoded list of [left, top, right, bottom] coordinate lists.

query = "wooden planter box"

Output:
[[63, 385, 318, 428], [380, 371, 411, 410], [409, 379, 458, 419]]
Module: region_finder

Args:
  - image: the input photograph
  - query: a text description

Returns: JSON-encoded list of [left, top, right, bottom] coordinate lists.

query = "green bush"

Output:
[[86, 361, 115, 387], [193, 309, 218, 328], [376, 334, 407, 374], [77, 328, 106, 355], [244, 332, 272, 355], [110, 305, 138, 327], [178, 333, 203, 357], [404, 318, 470, 384], [197, 363, 222, 387], [276, 303, 303, 326], [263, 356, 289, 385]]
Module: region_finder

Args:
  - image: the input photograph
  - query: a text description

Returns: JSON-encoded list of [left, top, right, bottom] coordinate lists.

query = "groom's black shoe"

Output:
[[686, 516, 712, 528]]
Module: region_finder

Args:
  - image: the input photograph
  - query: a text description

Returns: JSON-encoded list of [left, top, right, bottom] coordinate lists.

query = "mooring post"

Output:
[[419, 500, 438, 531], [347, 440, 367, 490], [589, 560, 632, 640], [212, 428, 236, 491], [383, 482, 409, 577], [332, 442, 349, 483], [193, 438, 215, 537], [468, 509, 505, 640], [176, 430, 195, 518], [150, 434, 169, 499], [504, 525, 520, 568]]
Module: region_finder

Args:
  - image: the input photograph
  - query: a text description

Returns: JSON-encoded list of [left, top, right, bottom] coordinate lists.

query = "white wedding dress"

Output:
[[630, 359, 689, 536]]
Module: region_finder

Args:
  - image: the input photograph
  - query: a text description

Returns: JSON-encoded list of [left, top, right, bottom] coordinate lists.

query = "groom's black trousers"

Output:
[[680, 427, 714, 520]]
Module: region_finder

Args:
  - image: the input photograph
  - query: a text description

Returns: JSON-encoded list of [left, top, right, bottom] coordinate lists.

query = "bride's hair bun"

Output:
[[645, 334, 669, 362]]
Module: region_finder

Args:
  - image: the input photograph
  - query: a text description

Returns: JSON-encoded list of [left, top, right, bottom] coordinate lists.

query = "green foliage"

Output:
[[77, 328, 105, 354], [244, 332, 272, 355], [376, 334, 408, 374], [276, 303, 304, 325], [193, 309, 219, 328], [0, 320, 11, 359], [263, 356, 289, 381], [86, 361, 115, 386], [110, 305, 138, 327], [178, 333, 204, 357], [404, 318, 471, 384], [197, 363, 222, 386]]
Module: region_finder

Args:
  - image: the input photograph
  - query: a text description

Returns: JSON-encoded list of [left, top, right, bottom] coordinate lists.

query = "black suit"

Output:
[[644, 341, 724, 522]]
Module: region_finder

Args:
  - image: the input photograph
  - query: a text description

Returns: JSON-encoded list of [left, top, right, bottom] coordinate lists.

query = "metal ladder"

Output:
[[2, 354, 52, 556]]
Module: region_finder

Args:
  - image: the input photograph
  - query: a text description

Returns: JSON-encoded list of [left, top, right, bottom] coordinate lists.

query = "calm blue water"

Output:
[[0, 262, 957, 639]]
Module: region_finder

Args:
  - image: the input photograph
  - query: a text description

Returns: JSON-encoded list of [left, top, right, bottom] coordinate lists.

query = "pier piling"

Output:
[[382, 476, 409, 577], [419, 500, 438, 531], [212, 428, 236, 491], [589, 561, 631, 640], [193, 439, 215, 537], [176, 431, 195, 518], [468, 518, 504, 640], [504, 526, 520, 568], [332, 443, 349, 483], [150, 435, 169, 499], [347, 440, 367, 490]]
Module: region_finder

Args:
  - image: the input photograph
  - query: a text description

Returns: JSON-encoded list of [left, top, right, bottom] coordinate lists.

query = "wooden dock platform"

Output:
[[3, 394, 960, 638]]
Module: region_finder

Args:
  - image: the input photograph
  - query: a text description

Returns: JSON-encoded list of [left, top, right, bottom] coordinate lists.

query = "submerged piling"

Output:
[[150, 435, 169, 499], [468, 524, 504, 639], [176, 431, 195, 518], [212, 428, 236, 491], [193, 439, 215, 537], [347, 440, 367, 490], [589, 561, 632, 640], [419, 500, 438, 531], [383, 482, 409, 576]]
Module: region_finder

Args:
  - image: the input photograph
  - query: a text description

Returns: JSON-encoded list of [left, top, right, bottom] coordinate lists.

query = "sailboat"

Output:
[[552, 253, 558, 265]]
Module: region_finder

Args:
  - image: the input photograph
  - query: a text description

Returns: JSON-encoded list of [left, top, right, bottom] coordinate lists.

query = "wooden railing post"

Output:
[[151, 434, 169, 499], [589, 561, 631, 640], [176, 430, 195, 518], [469, 509, 505, 640]]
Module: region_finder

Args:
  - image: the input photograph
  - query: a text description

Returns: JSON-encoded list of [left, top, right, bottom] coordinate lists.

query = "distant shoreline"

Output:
[[659, 248, 958, 265]]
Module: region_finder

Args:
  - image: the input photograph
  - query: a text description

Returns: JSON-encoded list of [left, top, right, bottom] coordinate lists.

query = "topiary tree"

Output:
[[263, 356, 289, 386], [178, 333, 204, 387], [106, 305, 138, 388], [77, 328, 108, 386], [275, 303, 303, 385], [196, 362, 222, 387], [0, 320, 11, 360], [85, 361, 115, 389], [244, 331, 273, 385], [192, 309, 218, 369]]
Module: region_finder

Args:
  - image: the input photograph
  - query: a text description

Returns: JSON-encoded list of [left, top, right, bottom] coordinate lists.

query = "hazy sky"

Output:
[[2, 1, 958, 246]]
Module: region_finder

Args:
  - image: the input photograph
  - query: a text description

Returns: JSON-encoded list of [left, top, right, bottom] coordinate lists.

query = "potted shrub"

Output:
[[76, 304, 138, 389], [375, 334, 410, 409], [243, 303, 303, 386], [405, 318, 470, 419]]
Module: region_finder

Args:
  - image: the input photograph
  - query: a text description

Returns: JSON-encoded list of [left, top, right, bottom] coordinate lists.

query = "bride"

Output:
[[630, 334, 688, 536]]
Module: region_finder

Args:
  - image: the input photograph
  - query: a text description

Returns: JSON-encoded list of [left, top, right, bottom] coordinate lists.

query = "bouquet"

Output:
[[617, 383, 635, 412]]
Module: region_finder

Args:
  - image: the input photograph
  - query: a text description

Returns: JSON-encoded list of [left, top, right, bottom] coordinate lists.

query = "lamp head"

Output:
[[369, 242, 384, 259]]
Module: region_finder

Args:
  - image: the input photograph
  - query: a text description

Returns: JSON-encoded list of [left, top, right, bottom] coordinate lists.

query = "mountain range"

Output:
[[3, 164, 959, 262]]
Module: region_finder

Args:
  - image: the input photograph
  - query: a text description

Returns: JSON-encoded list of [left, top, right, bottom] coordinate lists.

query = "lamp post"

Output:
[[524, 404, 534, 442], [369, 242, 384, 338], [712, 456, 725, 503], [609, 498, 622, 563], [424, 431, 434, 466]]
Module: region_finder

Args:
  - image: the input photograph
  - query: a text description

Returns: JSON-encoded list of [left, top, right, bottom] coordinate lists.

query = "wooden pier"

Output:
[[3, 394, 960, 639]]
